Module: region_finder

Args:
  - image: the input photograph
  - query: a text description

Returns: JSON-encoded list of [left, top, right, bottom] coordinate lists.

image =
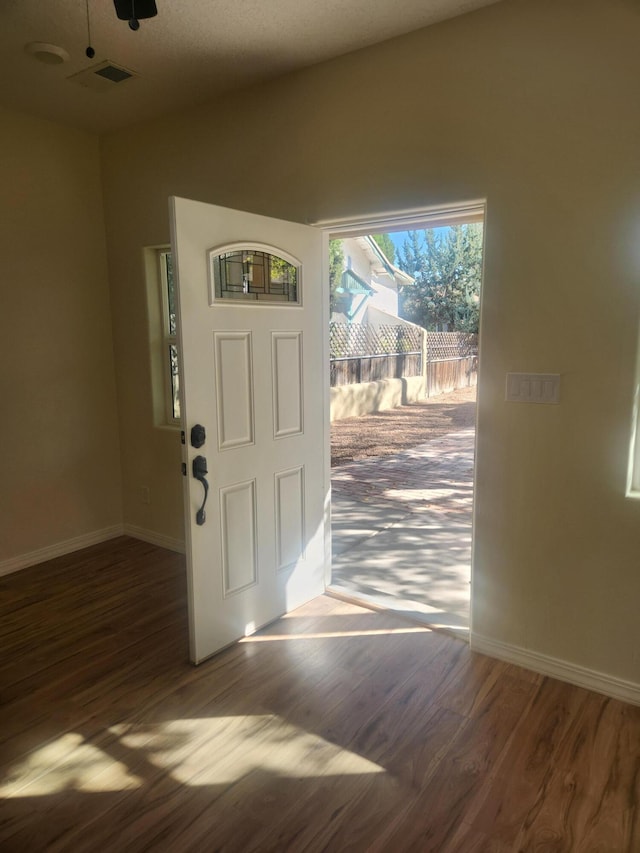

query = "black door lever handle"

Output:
[[192, 455, 209, 526]]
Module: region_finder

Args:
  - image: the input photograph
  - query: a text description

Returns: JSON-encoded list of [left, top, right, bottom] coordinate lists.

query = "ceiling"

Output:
[[0, 0, 504, 134]]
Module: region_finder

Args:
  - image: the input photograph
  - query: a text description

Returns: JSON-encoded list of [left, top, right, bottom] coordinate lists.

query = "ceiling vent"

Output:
[[68, 61, 137, 92]]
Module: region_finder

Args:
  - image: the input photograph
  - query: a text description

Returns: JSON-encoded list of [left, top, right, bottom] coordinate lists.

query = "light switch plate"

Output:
[[505, 373, 560, 404]]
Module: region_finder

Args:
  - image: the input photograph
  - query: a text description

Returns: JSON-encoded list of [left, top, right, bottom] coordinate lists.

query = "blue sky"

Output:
[[386, 227, 450, 263], [389, 231, 408, 256]]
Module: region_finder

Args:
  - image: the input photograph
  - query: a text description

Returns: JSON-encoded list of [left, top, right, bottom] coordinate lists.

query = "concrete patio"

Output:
[[329, 428, 475, 638]]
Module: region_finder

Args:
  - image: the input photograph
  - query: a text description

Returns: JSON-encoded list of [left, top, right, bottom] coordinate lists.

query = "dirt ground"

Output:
[[330, 385, 477, 466]]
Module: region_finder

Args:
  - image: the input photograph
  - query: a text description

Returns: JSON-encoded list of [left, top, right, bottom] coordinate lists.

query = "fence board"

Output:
[[427, 356, 477, 396], [330, 353, 422, 387], [329, 322, 478, 391]]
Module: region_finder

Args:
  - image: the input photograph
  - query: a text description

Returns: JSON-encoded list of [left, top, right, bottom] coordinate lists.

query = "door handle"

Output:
[[192, 455, 209, 526]]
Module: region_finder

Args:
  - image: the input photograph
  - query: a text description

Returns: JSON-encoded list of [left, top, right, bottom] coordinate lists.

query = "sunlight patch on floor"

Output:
[[241, 626, 431, 641], [112, 715, 386, 786], [0, 733, 142, 797], [2, 715, 386, 798]]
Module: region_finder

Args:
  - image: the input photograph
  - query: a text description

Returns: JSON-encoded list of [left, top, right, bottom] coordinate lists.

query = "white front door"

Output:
[[170, 197, 329, 663]]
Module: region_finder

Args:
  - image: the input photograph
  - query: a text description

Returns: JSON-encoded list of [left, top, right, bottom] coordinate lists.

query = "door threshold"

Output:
[[326, 583, 469, 642]]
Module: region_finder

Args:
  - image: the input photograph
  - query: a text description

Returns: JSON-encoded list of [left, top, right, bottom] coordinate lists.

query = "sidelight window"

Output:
[[159, 251, 181, 424]]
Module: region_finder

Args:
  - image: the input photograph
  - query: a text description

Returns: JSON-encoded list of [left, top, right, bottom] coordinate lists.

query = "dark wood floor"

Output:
[[1, 538, 639, 852]]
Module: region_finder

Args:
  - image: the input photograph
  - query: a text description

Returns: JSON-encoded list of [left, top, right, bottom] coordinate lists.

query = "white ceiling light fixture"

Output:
[[24, 42, 70, 65]]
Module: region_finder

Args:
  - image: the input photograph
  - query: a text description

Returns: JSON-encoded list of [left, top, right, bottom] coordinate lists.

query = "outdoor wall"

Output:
[[330, 377, 426, 421], [343, 239, 371, 284], [366, 281, 398, 318], [365, 306, 407, 329], [101, 0, 640, 690], [0, 108, 122, 569], [343, 238, 399, 317]]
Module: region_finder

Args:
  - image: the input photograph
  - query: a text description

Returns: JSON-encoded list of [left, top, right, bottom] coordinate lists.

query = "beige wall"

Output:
[[0, 108, 122, 562], [101, 0, 640, 683], [330, 377, 426, 420]]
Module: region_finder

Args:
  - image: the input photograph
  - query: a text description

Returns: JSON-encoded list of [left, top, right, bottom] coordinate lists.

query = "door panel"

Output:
[[170, 197, 328, 663], [214, 331, 255, 449], [271, 332, 303, 437]]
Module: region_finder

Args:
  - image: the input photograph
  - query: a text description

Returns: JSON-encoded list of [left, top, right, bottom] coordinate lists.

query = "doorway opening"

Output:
[[323, 202, 485, 639]]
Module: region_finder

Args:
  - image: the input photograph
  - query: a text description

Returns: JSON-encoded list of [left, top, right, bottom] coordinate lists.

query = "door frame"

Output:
[[317, 198, 487, 632]]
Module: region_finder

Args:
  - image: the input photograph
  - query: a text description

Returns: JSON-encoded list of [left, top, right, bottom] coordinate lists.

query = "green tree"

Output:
[[371, 233, 395, 264], [397, 224, 483, 333]]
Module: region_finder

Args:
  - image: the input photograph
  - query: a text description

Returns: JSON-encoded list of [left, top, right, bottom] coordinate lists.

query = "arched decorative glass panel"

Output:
[[210, 246, 300, 304]]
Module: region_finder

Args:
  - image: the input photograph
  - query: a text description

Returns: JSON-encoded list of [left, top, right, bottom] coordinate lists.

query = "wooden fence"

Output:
[[426, 355, 477, 395], [425, 331, 478, 396], [329, 323, 423, 388], [329, 323, 478, 395], [331, 352, 422, 386]]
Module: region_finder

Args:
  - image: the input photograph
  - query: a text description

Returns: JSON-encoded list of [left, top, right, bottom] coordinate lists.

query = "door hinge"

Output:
[[180, 430, 186, 445], [181, 462, 187, 476]]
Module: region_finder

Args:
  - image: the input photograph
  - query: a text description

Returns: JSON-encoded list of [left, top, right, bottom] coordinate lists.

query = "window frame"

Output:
[[158, 250, 181, 426], [144, 245, 181, 430], [207, 242, 302, 307]]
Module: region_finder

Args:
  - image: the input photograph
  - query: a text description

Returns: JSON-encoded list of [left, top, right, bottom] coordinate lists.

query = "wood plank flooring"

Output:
[[0, 537, 639, 851]]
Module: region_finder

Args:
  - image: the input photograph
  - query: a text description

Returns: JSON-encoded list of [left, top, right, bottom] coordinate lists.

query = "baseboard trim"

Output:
[[471, 632, 640, 707], [123, 524, 185, 554], [0, 525, 125, 577]]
